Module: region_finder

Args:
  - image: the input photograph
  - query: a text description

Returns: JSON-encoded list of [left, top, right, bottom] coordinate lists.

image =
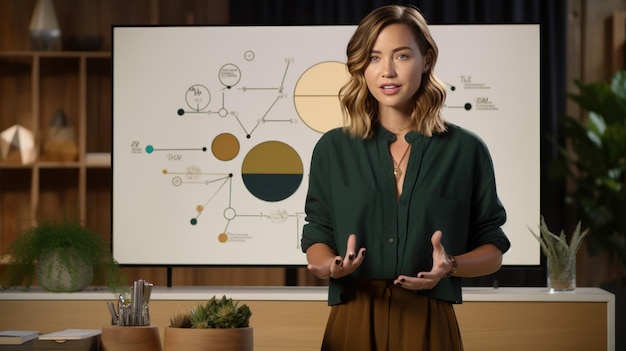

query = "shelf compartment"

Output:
[[86, 56, 112, 154], [36, 168, 80, 220], [0, 55, 34, 131], [86, 168, 111, 238], [38, 56, 81, 163], [0, 168, 33, 251]]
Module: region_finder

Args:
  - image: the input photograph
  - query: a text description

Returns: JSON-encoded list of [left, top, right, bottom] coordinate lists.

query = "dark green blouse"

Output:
[[301, 123, 510, 305]]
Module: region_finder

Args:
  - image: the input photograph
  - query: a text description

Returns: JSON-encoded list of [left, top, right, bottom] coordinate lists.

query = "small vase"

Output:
[[547, 256, 576, 292], [29, 0, 62, 50]]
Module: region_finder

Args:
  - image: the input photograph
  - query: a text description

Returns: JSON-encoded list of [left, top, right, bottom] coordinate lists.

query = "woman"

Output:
[[301, 4, 511, 351]]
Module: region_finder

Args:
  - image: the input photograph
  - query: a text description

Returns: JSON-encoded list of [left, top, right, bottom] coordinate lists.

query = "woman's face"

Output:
[[364, 23, 431, 115]]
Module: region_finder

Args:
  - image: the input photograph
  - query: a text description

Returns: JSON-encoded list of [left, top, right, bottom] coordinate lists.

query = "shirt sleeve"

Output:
[[467, 137, 511, 254], [301, 132, 337, 254]]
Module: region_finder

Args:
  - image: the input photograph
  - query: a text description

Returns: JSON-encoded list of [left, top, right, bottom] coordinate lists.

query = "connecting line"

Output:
[[219, 209, 304, 248], [195, 176, 231, 221], [165, 171, 225, 176], [295, 213, 304, 249], [249, 95, 282, 135], [232, 113, 251, 136], [237, 60, 292, 136], [243, 87, 281, 92], [151, 148, 205, 152], [181, 59, 294, 137], [228, 175, 233, 208], [279, 59, 291, 89], [223, 219, 231, 234], [242, 59, 291, 93]]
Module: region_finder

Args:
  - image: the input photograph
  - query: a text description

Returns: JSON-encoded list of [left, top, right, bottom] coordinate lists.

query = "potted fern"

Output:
[[164, 295, 253, 351], [0, 216, 128, 293]]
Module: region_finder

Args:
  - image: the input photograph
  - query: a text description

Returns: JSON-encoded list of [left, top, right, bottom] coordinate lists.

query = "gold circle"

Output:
[[218, 233, 228, 243], [212, 133, 240, 161]]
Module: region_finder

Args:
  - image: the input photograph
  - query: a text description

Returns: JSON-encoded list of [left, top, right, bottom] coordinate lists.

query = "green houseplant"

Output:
[[529, 216, 590, 291], [0, 216, 128, 293], [551, 70, 626, 275], [553, 71, 626, 350], [164, 295, 253, 351]]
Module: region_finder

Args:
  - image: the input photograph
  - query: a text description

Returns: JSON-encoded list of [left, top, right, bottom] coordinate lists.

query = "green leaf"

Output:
[[549, 71, 626, 272]]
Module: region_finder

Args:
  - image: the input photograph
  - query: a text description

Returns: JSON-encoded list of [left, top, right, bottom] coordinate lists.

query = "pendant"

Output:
[[394, 167, 402, 179]]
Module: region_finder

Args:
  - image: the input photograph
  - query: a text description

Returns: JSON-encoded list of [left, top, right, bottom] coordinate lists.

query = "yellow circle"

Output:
[[294, 61, 350, 133]]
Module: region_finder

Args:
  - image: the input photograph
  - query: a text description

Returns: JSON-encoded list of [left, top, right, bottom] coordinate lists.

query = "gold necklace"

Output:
[[383, 123, 411, 135], [392, 143, 411, 180]]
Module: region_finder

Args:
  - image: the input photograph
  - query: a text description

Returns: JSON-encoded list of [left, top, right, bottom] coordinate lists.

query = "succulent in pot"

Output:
[[165, 295, 253, 351]]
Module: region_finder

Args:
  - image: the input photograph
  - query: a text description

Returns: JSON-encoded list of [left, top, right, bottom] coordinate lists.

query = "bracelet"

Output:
[[444, 255, 457, 278]]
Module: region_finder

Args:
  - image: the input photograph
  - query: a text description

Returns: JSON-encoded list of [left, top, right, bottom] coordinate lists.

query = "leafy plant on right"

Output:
[[550, 71, 626, 274]]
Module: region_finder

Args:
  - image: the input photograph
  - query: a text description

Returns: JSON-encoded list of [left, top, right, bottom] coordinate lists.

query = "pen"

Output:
[[106, 301, 118, 325]]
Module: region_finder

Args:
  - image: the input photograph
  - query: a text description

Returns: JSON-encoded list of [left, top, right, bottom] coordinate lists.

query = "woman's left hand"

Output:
[[393, 230, 454, 291]]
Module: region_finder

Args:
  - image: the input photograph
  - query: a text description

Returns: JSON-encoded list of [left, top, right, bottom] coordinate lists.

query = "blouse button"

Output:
[[388, 238, 394, 243]]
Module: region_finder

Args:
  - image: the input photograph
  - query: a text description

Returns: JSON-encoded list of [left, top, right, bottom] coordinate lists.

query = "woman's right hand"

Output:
[[306, 234, 366, 279]]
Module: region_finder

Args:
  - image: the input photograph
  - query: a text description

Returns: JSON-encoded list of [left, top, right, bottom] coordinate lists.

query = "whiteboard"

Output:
[[112, 25, 540, 266]]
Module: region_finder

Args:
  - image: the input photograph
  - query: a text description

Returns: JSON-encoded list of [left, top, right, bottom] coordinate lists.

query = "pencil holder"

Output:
[[101, 325, 162, 351]]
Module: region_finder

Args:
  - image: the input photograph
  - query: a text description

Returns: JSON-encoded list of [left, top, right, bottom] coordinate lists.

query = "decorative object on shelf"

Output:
[[29, 0, 62, 51], [42, 109, 78, 162], [529, 216, 590, 292], [0, 124, 36, 164], [0, 216, 128, 293], [164, 295, 253, 351]]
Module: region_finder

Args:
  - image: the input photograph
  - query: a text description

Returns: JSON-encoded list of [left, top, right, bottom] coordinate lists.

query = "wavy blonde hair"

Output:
[[339, 5, 447, 139]]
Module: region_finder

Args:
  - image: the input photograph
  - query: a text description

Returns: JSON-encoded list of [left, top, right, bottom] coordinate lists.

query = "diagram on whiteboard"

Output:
[[113, 25, 540, 266]]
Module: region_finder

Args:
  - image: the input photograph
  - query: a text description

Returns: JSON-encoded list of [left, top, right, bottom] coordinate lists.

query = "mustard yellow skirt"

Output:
[[321, 280, 463, 351]]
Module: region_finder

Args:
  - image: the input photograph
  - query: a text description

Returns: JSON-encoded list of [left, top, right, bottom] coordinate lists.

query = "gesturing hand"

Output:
[[393, 230, 454, 291], [307, 234, 366, 279]]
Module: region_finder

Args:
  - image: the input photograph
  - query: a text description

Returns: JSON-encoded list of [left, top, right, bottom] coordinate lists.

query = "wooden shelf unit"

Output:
[[0, 51, 112, 249], [0, 287, 616, 351], [0, 0, 321, 287]]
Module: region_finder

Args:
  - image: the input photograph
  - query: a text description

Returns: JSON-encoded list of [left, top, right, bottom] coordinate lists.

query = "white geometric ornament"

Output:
[[0, 124, 36, 164]]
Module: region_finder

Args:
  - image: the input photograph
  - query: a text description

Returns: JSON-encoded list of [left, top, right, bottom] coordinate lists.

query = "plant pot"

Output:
[[163, 326, 253, 351], [547, 256, 576, 292], [101, 325, 162, 351], [36, 247, 93, 292]]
